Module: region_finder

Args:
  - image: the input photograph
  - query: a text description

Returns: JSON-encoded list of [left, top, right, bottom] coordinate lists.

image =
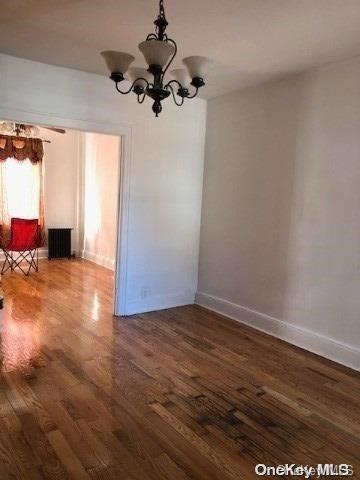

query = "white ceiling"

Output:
[[1, 0, 360, 98]]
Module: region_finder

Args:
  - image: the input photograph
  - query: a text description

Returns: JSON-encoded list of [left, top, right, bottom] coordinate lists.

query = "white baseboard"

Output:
[[38, 248, 49, 259], [81, 250, 115, 270], [195, 292, 360, 371], [125, 292, 195, 316]]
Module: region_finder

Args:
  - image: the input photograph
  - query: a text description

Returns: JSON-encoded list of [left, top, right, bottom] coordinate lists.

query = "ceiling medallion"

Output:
[[101, 0, 212, 117]]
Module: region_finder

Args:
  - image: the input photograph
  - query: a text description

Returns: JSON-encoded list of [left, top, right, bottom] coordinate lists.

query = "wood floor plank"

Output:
[[0, 259, 359, 479], [47, 429, 92, 480]]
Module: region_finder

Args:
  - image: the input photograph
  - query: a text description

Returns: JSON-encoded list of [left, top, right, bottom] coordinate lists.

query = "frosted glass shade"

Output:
[[101, 51, 135, 74], [138, 40, 175, 68], [182, 56, 213, 79], [127, 67, 151, 88], [170, 69, 191, 88]]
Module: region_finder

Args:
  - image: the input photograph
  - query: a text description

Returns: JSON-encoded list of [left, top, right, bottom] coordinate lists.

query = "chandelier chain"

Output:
[[159, 0, 165, 18]]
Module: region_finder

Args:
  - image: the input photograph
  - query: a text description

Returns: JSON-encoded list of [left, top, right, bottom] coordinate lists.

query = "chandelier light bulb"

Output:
[[170, 69, 191, 89], [182, 56, 213, 80], [138, 40, 175, 69], [101, 51, 135, 76]]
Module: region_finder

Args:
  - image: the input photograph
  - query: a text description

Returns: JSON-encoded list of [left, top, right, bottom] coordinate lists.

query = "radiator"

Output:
[[48, 228, 72, 260]]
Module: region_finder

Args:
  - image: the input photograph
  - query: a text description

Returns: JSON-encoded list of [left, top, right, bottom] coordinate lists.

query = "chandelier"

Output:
[[101, 0, 212, 117]]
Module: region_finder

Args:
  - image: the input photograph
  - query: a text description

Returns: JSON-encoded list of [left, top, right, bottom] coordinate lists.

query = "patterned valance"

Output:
[[0, 135, 44, 164]]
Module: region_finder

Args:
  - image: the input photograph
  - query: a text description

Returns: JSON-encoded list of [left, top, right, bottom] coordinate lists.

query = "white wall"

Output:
[[83, 132, 120, 270], [0, 54, 207, 315], [42, 126, 82, 253], [197, 56, 360, 370]]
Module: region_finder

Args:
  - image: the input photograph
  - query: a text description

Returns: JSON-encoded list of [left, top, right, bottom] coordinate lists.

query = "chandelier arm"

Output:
[[115, 78, 151, 95], [146, 33, 158, 41], [186, 87, 199, 99], [161, 37, 177, 82], [164, 79, 182, 90], [167, 84, 185, 107], [115, 82, 135, 95], [137, 92, 147, 104], [165, 80, 198, 100]]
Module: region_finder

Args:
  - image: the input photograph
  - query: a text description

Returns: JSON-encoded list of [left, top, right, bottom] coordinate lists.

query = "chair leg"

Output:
[[11, 251, 28, 275], [1, 250, 6, 274], [1, 249, 12, 274], [2, 248, 39, 275], [26, 249, 37, 275], [26, 253, 31, 276]]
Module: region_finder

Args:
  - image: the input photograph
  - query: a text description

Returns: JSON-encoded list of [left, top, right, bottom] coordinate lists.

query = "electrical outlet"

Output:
[[141, 286, 150, 299]]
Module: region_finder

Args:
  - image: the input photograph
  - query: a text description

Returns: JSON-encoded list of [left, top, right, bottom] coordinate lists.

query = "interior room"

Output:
[[0, 121, 121, 298], [0, 1, 359, 479]]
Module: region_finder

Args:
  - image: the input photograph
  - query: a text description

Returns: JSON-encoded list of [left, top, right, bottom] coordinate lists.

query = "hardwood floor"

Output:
[[0, 259, 359, 479]]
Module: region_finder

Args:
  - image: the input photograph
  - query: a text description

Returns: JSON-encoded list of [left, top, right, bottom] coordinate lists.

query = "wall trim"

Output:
[[195, 292, 360, 371], [81, 249, 115, 270], [125, 292, 196, 316]]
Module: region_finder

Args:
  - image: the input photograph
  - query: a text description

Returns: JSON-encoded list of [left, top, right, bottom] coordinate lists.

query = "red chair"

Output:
[[1, 218, 40, 276]]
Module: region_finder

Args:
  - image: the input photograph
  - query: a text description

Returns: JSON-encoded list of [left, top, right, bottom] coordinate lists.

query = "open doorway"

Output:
[[0, 120, 123, 314]]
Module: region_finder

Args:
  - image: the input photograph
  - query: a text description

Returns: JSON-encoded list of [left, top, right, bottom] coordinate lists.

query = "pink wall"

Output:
[[83, 133, 120, 269]]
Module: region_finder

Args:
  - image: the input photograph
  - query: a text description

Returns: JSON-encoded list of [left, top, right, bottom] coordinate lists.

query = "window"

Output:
[[2, 157, 42, 219]]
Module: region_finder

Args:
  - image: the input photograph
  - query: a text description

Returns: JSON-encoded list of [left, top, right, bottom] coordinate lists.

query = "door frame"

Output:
[[0, 106, 133, 316]]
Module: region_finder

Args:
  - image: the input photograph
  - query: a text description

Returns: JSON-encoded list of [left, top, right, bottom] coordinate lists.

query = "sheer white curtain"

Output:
[[3, 157, 41, 219]]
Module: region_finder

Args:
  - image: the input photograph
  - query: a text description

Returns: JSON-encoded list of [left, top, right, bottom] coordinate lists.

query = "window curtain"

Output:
[[0, 135, 45, 247]]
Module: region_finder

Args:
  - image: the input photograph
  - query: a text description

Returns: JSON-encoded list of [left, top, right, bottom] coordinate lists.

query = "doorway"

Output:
[[0, 118, 128, 315]]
